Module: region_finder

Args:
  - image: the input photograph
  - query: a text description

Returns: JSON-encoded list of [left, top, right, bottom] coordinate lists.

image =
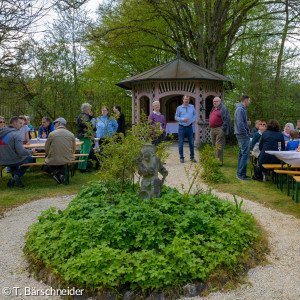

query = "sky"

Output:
[[32, 0, 103, 41]]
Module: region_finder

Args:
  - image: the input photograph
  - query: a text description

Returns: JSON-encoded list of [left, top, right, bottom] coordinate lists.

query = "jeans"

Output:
[[178, 125, 194, 159], [7, 156, 34, 178], [236, 135, 250, 178]]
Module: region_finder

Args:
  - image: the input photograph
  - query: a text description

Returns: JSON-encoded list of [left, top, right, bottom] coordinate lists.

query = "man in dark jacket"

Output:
[[0, 116, 36, 187], [77, 103, 94, 173], [234, 94, 251, 181], [113, 105, 126, 136], [38, 117, 55, 138], [209, 97, 231, 165]]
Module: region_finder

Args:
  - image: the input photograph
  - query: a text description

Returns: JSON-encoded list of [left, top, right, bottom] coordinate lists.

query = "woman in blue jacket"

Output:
[[96, 106, 118, 140]]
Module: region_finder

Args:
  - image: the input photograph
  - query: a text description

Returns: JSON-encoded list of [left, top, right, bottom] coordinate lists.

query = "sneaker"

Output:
[[59, 174, 65, 184], [236, 175, 249, 181], [13, 175, 24, 187], [190, 159, 197, 163], [180, 159, 184, 163], [52, 174, 61, 184], [7, 177, 15, 187]]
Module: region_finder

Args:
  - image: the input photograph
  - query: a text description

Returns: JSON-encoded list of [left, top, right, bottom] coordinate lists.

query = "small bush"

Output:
[[199, 144, 226, 183], [24, 181, 259, 292]]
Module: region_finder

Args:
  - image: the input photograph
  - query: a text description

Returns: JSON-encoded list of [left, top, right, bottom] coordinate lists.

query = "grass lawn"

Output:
[[0, 165, 96, 217], [211, 145, 300, 219], [1, 145, 300, 220]]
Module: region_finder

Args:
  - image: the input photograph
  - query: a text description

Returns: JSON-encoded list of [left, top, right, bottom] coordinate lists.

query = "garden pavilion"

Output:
[[116, 56, 232, 144]]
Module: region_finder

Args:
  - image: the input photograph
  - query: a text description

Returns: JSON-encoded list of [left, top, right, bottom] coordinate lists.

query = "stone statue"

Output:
[[137, 144, 168, 199]]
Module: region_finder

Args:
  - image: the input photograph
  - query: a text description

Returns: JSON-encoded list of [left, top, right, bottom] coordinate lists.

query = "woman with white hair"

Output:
[[25, 116, 35, 139], [148, 101, 166, 146], [282, 122, 294, 142], [77, 103, 94, 173]]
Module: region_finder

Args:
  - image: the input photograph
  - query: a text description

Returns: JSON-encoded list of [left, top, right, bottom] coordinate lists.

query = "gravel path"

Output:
[[0, 143, 299, 300]]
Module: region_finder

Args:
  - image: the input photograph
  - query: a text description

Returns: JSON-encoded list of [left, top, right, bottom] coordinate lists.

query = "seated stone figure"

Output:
[[137, 144, 168, 199]]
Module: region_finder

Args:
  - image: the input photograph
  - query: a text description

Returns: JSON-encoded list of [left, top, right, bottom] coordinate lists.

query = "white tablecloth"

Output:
[[165, 123, 195, 135], [30, 138, 80, 144], [30, 139, 47, 144], [265, 151, 300, 166]]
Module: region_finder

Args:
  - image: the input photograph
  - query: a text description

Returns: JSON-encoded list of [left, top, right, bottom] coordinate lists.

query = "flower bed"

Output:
[[24, 180, 261, 295]]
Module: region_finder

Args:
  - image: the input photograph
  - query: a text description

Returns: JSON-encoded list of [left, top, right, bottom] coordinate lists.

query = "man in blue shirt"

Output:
[[175, 95, 197, 163]]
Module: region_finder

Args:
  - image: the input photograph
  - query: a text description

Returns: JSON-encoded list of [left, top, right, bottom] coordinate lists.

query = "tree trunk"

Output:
[[273, 0, 289, 119]]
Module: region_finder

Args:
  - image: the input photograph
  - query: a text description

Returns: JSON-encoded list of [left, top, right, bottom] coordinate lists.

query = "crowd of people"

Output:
[[0, 103, 126, 187], [234, 95, 300, 181], [0, 96, 299, 187]]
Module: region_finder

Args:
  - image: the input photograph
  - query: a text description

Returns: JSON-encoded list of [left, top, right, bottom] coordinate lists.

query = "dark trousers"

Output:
[[7, 156, 34, 178], [152, 134, 165, 147]]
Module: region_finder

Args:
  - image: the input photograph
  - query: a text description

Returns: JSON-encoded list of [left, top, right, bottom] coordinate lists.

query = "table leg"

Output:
[[296, 182, 299, 204], [64, 165, 70, 185], [287, 174, 290, 196], [292, 178, 294, 200]]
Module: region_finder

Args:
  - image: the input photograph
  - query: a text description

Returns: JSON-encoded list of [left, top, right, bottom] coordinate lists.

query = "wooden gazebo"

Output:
[[116, 57, 231, 144]]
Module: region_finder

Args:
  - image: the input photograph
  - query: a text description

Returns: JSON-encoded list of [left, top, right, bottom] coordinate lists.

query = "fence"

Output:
[[0, 89, 132, 133]]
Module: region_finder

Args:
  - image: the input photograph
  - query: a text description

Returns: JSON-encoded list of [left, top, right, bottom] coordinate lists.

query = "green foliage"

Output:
[[95, 114, 172, 193], [199, 144, 226, 183], [24, 181, 259, 292], [233, 194, 244, 215]]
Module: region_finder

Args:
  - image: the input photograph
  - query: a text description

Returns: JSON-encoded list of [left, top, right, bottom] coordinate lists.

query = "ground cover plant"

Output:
[[24, 180, 262, 296]]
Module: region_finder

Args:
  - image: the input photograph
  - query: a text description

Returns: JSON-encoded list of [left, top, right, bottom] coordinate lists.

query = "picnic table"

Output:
[[266, 150, 300, 202], [24, 141, 84, 149], [265, 151, 300, 166]]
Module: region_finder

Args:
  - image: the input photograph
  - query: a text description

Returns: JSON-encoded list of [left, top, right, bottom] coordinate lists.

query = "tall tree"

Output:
[[0, 0, 47, 72], [90, 0, 264, 74]]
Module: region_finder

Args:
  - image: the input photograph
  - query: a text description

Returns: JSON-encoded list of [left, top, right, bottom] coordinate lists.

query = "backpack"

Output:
[[252, 166, 263, 181]]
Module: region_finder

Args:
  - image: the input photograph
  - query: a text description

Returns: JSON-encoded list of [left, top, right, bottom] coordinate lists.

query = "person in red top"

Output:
[[209, 97, 231, 165]]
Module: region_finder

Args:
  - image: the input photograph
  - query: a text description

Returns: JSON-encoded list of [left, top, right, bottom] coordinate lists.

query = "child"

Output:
[[286, 129, 299, 151]]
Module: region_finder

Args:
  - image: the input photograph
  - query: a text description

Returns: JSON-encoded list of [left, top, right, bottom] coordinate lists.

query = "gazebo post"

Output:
[[154, 82, 159, 102], [132, 89, 135, 124], [195, 82, 200, 146]]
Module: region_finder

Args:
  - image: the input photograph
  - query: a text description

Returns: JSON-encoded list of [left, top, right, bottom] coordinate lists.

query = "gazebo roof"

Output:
[[116, 57, 232, 90]]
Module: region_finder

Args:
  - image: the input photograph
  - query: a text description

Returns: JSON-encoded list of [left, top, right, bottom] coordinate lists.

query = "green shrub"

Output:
[[199, 144, 226, 183], [24, 181, 259, 292], [94, 113, 172, 194]]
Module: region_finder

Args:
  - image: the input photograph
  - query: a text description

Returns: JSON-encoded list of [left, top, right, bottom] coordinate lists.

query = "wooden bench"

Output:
[[23, 160, 85, 185], [292, 176, 300, 203], [31, 154, 89, 159], [262, 164, 299, 170], [262, 164, 299, 183], [0, 154, 90, 178], [274, 170, 300, 195], [1, 160, 85, 185]]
